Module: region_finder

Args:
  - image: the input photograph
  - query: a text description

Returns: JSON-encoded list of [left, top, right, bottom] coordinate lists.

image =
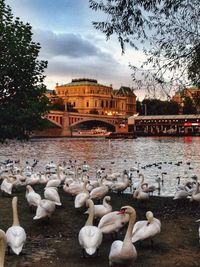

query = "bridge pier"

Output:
[[61, 111, 72, 137]]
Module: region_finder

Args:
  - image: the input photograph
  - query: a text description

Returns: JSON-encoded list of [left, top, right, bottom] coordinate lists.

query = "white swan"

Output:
[[85, 196, 112, 219], [133, 182, 149, 201], [44, 187, 62, 206], [189, 180, 200, 203], [6, 196, 26, 255], [132, 211, 161, 245], [25, 185, 41, 208], [74, 180, 89, 208], [33, 199, 56, 220], [78, 199, 103, 257], [109, 206, 137, 266], [0, 229, 6, 267], [89, 177, 109, 200], [98, 210, 129, 235], [111, 170, 131, 194], [0, 176, 14, 195]]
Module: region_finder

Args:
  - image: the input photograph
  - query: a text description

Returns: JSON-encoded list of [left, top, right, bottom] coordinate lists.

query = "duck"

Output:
[[74, 180, 89, 208], [78, 199, 103, 257], [109, 206, 137, 266], [98, 210, 129, 235], [6, 196, 26, 255], [189, 180, 200, 203], [132, 211, 161, 245], [33, 199, 56, 220], [44, 187, 62, 206], [85, 196, 112, 219], [0, 229, 6, 267], [25, 185, 41, 209]]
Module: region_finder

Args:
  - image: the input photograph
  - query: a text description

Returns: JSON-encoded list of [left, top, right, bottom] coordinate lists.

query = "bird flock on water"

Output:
[[0, 158, 199, 266]]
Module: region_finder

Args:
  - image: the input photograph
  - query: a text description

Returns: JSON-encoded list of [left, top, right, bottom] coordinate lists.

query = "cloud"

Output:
[[33, 29, 104, 58]]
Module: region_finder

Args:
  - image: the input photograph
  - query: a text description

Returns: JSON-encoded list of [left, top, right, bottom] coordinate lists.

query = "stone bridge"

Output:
[[46, 110, 127, 136]]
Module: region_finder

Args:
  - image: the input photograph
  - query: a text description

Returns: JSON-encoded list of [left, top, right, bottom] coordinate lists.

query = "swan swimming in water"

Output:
[[6, 196, 26, 255], [78, 199, 103, 257], [132, 211, 161, 245], [109, 206, 137, 266]]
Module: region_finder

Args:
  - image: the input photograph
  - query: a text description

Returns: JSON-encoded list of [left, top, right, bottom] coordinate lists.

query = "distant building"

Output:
[[172, 86, 200, 112], [54, 78, 136, 116]]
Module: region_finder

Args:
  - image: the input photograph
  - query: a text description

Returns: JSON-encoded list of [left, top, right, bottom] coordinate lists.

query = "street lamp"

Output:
[[64, 91, 68, 112]]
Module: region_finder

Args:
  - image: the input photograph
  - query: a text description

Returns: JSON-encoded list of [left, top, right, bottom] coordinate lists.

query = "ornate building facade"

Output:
[[54, 78, 136, 116]]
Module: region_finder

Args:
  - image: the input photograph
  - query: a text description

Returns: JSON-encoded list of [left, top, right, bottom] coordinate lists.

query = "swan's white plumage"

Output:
[[78, 199, 103, 256], [132, 211, 161, 243], [6, 197, 26, 255], [109, 206, 137, 266], [33, 199, 56, 220]]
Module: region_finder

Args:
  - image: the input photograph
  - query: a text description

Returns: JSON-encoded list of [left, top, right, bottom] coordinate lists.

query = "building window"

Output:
[[86, 101, 89, 107], [73, 102, 76, 107], [101, 100, 104, 108], [106, 101, 108, 108], [95, 100, 97, 107]]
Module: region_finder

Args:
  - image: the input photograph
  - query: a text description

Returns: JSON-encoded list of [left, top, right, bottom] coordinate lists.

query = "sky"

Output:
[[6, 0, 147, 99]]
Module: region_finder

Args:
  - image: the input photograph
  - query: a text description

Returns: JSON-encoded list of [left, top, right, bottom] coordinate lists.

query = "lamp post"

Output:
[[64, 91, 68, 112]]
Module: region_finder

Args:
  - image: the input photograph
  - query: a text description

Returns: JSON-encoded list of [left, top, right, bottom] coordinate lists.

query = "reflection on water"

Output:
[[0, 137, 199, 196]]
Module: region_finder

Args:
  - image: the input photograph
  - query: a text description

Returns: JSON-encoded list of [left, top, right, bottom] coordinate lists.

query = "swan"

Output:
[[98, 210, 129, 235], [74, 180, 89, 208], [25, 185, 41, 208], [85, 196, 112, 219], [78, 199, 103, 257], [0, 229, 6, 267], [44, 187, 62, 206], [89, 176, 109, 200], [133, 182, 149, 201], [0, 176, 14, 195], [132, 211, 161, 245], [109, 206, 137, 266], [189, 180, 200, 203], [111, 170, 131, 194], [6, 196, 26, 255], [33, 199, 56, 220]]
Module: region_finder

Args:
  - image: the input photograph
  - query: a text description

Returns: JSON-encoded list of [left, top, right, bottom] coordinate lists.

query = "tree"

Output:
[[0, 1, 49, 140], [138, 98, 180, 115], [182, 97, 197, 115], [89, 108, 99, 114], [89, 0, 200, 97]]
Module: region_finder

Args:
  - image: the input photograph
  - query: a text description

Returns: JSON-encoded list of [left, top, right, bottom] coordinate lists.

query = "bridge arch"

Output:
[[70, 118, 116, 131]]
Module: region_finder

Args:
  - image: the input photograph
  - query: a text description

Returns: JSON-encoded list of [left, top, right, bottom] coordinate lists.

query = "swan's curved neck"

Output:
[[122, 210, 136, 249], [0, 230, 6, 267], [103, 197, 110, 208], [12, 197, 20, 226], [85, 201, 94, 226]]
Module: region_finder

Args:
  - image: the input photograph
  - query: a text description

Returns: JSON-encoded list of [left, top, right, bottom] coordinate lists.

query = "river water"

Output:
[[0, 136, 199, 196]]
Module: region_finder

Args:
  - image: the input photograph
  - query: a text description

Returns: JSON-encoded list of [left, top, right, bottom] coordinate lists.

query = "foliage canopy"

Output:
[[89, 0, 200, 98], [0, 0, 50, 140]]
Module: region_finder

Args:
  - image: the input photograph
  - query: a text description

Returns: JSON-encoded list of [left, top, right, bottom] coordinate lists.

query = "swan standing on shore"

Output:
[[132, 211, 161, 245], [25, 185, 41, 209], [6, 197, 26, 255], [44, 187, 62, 206], [98, 210, 129, 235], [74, 180, 89, 208], [78, 199, 103, 257], [0, 230, 6, 267], [109, 206, 137, 266], [33, 199, 56, 220], [85, 196, 112, 219]]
